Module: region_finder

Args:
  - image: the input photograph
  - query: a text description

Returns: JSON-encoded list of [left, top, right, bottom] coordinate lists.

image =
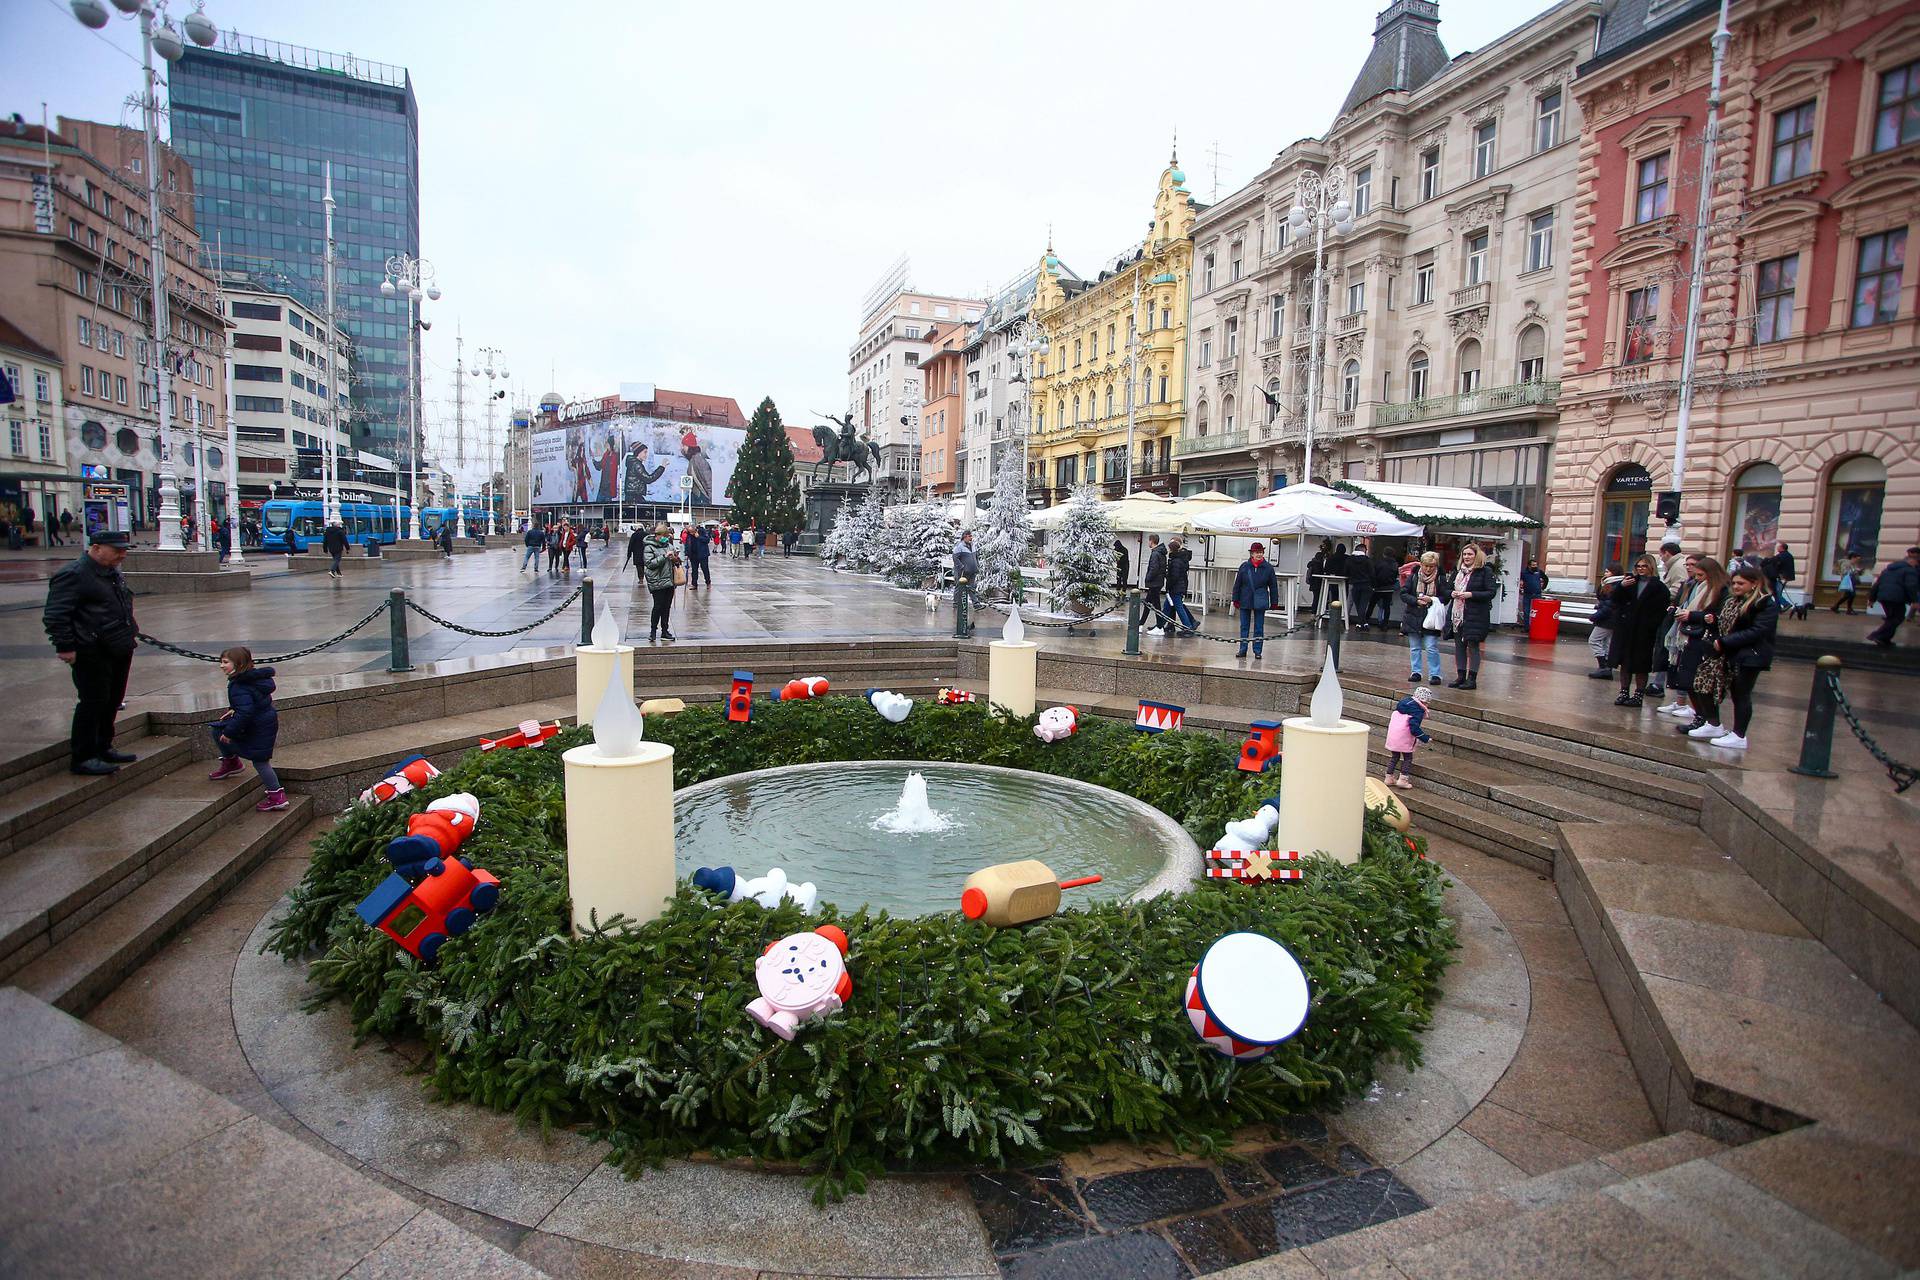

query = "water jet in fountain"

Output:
[[872, 771, 953, 834]]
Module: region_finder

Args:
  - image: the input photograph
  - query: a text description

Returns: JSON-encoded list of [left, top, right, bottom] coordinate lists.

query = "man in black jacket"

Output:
[[321, 521, 348, 577], [1868, 546, 1920, 648], [1142, 535, 1169, 634], [44, 532, 139, 775]]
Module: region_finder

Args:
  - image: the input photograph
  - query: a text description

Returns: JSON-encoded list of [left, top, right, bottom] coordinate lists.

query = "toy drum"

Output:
[[1183, 932, 1311, 1060]]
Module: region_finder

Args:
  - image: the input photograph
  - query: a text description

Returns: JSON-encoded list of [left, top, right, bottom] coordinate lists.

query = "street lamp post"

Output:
[[73, 0, 220, 550], [1288, 164, 1355, 486], [380, 255, 438, 539], [474, 345, 508, 536], [1007, 316, 1051, 507]]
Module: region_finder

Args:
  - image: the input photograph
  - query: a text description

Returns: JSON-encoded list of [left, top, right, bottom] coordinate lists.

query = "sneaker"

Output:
[[1709, 732, 1749, 749], [1687, 722, 1725, 739], [71, 758, 119, 776], [1646, 683, 1665, 697], [1393, 775, 1413, 789], [208, 757, 245, 781], [1408, 673, 1422, 684], [1657, 702, 1691, 717], [1429, 675, 1442, 685], [255, 789, 290, 812]]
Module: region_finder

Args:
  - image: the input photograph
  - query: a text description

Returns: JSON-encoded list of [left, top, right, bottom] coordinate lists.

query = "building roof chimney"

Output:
[[1338, 0, 1450, 118]]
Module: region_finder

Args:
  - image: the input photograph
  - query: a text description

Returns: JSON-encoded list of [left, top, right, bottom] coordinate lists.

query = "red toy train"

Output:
[[355, 859, 500, 964]]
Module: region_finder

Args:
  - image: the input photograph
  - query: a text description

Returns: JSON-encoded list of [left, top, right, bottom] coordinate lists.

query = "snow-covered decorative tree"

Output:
[[974, 452, 1032, 601], [819, 498, 857, 568], [831, 486, 887, 571], [1049, 485, 1116, 612], [876, 499, 956, 587]]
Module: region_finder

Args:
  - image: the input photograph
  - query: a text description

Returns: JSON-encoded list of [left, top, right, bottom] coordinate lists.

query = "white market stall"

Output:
[[1192, 485, 1425, 628], [1332, 480, 1541, 626]]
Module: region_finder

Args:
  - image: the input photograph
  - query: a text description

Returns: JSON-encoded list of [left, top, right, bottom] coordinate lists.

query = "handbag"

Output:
[[672, 564, 687, 586], [1423, 599, 1449, 631]]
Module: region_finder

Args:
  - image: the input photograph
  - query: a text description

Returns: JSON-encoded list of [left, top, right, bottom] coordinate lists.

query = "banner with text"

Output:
[[530, 415, 743, 509]]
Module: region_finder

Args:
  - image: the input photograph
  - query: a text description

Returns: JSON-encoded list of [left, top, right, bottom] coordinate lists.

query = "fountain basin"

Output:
[[674, 760, 1202, 918]]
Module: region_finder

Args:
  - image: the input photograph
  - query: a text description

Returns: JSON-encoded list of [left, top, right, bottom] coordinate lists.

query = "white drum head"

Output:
[[1196, 932, 1310, 1046]]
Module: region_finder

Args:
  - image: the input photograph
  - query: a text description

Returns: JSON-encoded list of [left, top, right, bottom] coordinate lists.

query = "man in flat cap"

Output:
[[43, 531, 139, 775]]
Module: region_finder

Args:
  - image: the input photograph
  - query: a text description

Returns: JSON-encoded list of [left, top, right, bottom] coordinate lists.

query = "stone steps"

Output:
[[1555, 820, 1920, 1146], [0, 760, 274, 985], [0, 988, 549, 1277], [11, 793, 313, 1015], [0, 734, 191, 859], [1269, 1125, 1917, 1278]]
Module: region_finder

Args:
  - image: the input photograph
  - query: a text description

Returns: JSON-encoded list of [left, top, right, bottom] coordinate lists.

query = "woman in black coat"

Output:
[[1608, 553, 1672, 706], [1445, 544, 1496, 689], [1701, 563, 1777, 749]]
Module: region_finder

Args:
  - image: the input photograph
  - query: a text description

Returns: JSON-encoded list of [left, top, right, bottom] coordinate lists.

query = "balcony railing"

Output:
[[1448, 282, 1490, 311], [1335, 310, 1366, 333], [1173, 429, 1251, 457], [1372, 379, 1560, 428]]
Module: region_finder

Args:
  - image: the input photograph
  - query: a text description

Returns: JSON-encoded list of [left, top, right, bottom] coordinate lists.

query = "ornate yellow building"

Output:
[[1029, 158, 1196, 503]]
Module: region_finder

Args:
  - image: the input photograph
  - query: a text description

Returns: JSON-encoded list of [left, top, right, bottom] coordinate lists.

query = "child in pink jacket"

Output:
[[1384, 686, 1433, 789]]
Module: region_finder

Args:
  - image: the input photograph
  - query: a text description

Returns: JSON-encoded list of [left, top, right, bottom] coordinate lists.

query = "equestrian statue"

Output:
[[810, 412, 884, 484]]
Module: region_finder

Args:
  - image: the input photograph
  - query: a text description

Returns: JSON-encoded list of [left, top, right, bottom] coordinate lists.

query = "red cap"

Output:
[[682, 432, 698, 450], [813, 923, 849, 955], [960, 887, 988, 920]]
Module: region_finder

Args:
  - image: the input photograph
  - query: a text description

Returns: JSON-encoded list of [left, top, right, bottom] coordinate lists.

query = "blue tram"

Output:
[[260, 500, 489, 552]]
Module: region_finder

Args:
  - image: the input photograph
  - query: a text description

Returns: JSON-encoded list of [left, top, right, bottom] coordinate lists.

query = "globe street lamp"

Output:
[[380, 256, 438, 539], [1288, 164, 1354, 485], [74, 0, 220, 549]]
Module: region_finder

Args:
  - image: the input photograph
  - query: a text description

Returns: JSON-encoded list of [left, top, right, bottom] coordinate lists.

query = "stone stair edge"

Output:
[[0, 736, 192, 855], [0, 711, 154, 787], [14, 794, 315, 1016]]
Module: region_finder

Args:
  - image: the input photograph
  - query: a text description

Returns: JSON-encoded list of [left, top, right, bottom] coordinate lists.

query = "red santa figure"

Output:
[[386, 792, 480, 882]]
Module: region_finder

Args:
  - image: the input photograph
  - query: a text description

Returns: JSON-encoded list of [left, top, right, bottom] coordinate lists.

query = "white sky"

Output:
[[7, 0, 1550, 444]]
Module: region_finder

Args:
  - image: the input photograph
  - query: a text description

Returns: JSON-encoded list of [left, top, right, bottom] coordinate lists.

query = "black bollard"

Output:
[[1788, 655, 1842, 779], [953, 579, 970, 639], [1124, 589, 1142, 656], [1327, 600, 1343, 671], [387, 588, 413, 673], [579, 577, 595, 645]]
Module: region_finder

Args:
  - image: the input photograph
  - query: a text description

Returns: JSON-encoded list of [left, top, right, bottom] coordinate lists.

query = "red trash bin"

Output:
[[1528, 597, 1561, 642]]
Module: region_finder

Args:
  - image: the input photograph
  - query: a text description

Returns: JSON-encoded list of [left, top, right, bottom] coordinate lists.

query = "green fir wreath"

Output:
[[269, 697, 1456, 1202]]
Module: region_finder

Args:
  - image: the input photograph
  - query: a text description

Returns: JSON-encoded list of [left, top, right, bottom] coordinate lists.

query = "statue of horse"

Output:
[[810, 416, 884, 485]]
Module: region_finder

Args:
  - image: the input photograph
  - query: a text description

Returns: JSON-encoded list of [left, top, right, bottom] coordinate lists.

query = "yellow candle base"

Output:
[[1277, 717, 1369, 864], [987, 640, 1039, 719], [563, 741, 676, 934], [574, 644, 635, 726]]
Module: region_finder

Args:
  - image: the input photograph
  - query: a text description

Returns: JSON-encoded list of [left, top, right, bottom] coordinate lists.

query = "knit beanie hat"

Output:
[[1413, 686, 1432, 704]]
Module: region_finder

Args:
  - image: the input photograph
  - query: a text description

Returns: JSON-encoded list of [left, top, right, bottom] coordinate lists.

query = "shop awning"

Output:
[[1191, 483, 1424, 539], [1333, 479, 1538, 530]]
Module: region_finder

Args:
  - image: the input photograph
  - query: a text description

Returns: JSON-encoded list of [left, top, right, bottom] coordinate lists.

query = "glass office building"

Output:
[[169, 34, 419, 456]]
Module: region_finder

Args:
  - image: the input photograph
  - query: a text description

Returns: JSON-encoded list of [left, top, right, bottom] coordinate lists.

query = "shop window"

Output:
[[1729, 462, 1783, 559], [1599, 462, 1652, 578], [1822, 456, 1886, 587]]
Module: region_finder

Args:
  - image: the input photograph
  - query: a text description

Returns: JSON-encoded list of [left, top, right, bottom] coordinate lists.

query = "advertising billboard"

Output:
[[531, 415, 744, 509]]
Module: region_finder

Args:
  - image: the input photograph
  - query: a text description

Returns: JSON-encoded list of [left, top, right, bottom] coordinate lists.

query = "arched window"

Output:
[[1729, 462, 1783, 558], [1056, 399, 1065, 430], [1821, 455, 1886, 589], [1341, 360, 1360, 412], [1105, 385, 1115, 418], [1408, 352, 1430, 400], [1517, 325, 1547, 382], [1457, 339, 1482, 393], [1223, 394, 1237, 433], [1266, 377, 1282, 420], [1599, 462, 1652, 577], [1072, 395, 1081, 424], [1196, 399, 1210, 437], [1142, 366, 1153, 404]]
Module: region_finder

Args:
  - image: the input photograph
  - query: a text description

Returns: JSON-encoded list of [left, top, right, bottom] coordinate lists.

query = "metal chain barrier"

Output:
[[1824, 668, 1917, 793], [971, 592, 1318, 645], [972, 595, 1124, 629], [403, 584, 585, 638], [136, 599, 393, 665]]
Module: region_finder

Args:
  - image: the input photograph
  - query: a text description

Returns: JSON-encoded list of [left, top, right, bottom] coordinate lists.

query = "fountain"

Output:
[[675, 760, 1200, 918], [871, 771, 954, 835]]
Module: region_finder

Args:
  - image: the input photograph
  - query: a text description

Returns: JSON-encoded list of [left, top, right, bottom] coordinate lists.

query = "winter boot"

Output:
[[1586, 660, 1614, 679], [208, 757, 245, 781], [1464, 673, 1478, 690], [255, 789, 290, 812]]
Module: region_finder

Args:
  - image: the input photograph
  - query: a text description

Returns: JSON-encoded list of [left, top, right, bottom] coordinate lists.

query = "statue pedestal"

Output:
[[988, 641, 1038, 718], [1277, 717, 1368, 865], [563, 741, 675, 935], [575, 644, 635, 726]]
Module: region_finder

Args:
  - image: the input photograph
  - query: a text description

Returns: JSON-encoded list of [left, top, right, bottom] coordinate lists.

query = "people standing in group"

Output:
[[322, 520, 349, 578], [1685, 561, 1778, 750], [1666, 556, 1727, 726], [556, 521, 576, 574], [1832, 552, 1867, 614], [1307, 539, 1332, 615], [1383, 686, 1434, 789], [521, 522, 546, 572], [1164, 537, 1197, 635], [643, 522, 682, 642], [1402, 550, 1444, 685], [1867, 546, 1919, 648], [1607, 553, 1672, 707], [1141, 534, 1169, 634], [1345, 543, 1374, 630], [1518, 556, 1548, 630], [1231, 541, 1279, 660], [205, 646, 287, 811], [1445, 544, 1495, 689], [685, 520, 712, 589], [545, 522, 564, 574], [42, 531, 139, 776], [1369, 551, 1398, 629]]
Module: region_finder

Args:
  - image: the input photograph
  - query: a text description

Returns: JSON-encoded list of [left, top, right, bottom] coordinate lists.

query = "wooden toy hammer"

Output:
[[959, 859, 1102, 927]]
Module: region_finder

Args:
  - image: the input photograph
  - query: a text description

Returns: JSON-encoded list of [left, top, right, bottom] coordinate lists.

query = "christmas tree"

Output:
[[819, 498, 857, 568], [873, 499, 952, 586], [974, 451, 1033, 601], [834, 486, 887, 572], [1050, 485, 1116, 612], [725, 397, 805, 537]]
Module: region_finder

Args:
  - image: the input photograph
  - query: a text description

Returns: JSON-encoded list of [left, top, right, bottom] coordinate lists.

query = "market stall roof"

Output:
[[1332, 479, 1539, 529], [1190, 483, 1424, 539], [1031, 491, 1174, 531], [1131, 489, 1238, 534]]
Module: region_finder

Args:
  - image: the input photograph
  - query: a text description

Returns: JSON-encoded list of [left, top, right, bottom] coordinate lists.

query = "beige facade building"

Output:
[[0, 314, 68, 533], [845, 261, 984, 495], [0, 119, 228, 530], [1183, 0, 1597, 528]]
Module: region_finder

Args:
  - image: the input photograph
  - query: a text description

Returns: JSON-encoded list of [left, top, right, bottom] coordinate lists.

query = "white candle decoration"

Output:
[[1309, 648, 1343, 727], [590, 599, 622, 648], [592, 665, 646, 757], [1003, 604, 1025, 645]]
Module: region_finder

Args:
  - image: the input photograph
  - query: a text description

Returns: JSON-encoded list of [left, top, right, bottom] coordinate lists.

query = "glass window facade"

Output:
[[170, 39, 420, 456]]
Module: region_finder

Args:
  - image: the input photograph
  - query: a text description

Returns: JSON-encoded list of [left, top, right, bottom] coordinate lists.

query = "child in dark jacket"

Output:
[[1384, 686, 1433, 789], [207, 646, 287, 811]]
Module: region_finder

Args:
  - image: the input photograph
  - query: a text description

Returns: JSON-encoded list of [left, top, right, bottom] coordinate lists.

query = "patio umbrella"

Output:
[[1190, 484, 1424, 539]]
